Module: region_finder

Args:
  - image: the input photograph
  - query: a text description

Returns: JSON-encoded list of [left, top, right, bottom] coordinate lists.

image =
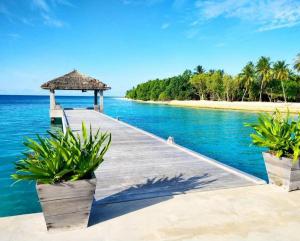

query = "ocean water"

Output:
[[0, 95, 266, 217]]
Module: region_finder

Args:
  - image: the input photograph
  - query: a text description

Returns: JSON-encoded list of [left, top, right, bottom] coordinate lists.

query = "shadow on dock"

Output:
[[88, 173, 216, 226]]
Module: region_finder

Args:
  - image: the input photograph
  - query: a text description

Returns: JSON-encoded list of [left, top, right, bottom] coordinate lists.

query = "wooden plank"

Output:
[[44, 211, 90, 231], [37, 178, 96, 201], [41, 196, 93, 216], [64, 109, 264, 205]]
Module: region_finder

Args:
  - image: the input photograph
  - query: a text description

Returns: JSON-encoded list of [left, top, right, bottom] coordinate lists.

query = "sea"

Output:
[[0, 95, 266, 217]]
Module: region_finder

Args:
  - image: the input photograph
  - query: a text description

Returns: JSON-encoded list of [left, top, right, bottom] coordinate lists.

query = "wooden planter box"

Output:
[[263, 152, 300, 191], [36, 176, 96, 231]]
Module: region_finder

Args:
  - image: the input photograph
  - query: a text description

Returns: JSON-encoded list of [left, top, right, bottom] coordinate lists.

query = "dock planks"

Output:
[[64, 109, 264, 205]]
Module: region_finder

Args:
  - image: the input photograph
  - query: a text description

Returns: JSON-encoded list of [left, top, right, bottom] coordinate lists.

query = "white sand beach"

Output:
[[129, 99, 300, 113]]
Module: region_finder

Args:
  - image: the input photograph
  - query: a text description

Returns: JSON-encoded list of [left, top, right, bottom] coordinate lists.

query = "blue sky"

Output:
[[0, 0, 300, 96]]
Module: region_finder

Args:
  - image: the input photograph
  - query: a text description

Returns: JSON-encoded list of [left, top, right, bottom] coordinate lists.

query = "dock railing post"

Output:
[[167, 136, 175, 144]]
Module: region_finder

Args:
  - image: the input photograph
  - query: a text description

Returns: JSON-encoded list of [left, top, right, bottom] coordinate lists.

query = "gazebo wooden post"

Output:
[[50, 89, 56, 110], [49, 89, 56, 123], [99, 90, 104, 113], [94, 90, 99, 111]]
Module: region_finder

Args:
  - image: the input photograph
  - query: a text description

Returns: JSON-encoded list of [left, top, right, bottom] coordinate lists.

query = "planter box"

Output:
[[263, 152, 300, 191], [36, 176, 96, 231]]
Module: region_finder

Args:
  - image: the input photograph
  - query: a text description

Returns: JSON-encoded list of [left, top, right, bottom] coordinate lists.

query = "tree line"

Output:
[[126, 54, 300, 102]]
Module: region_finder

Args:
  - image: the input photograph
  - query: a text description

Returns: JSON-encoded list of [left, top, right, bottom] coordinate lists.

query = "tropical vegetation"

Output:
[[126, 54, 300, 102], [245, 110, 300, 162], [11, 123, 111, 184]]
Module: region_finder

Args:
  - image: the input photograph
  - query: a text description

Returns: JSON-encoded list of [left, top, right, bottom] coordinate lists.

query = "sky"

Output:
[[0, 0, 300, 96]]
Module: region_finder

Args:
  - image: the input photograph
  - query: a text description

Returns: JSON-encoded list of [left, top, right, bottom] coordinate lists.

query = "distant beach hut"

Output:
[[41, 70, 110, 121]]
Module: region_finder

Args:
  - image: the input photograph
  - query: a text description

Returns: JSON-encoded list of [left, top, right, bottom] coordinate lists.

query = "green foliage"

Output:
[[256, 56, 272, 102], [273, 61, 289, 102], [245, 110, 300, 162], [126, 70, 195, 101], [190, 73, 209, 100], [158, 91, 170, 101], [126, 54, 300, 102], [223, 74, 237, 101], [206, 70, 224, 100], [294, 53, 300, 72], [285, 79, 300, 102], [239, 62, 256, 101], [126, 87, 137, 99], [11, 122, 111, 184], [194, 65, 205, 74]]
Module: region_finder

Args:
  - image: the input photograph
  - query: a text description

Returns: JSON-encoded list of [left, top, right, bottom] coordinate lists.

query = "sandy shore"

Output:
[[127, 99, 300, 113]]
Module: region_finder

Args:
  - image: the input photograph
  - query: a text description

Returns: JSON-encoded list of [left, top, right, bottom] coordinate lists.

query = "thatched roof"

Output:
[[41, 70, 111, 91]]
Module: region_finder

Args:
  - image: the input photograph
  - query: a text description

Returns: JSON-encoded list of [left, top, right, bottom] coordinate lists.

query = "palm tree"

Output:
[[208, 69, 215, 74], [239, 62, 256, 101], [273, 60, 290, 102], [256, 56, 272, 102], [294, 53, 300, 72], [194, 65, 205, 74]]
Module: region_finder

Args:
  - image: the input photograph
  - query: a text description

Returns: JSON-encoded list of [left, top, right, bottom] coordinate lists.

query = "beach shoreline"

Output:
[[126, 99, 300, 113]]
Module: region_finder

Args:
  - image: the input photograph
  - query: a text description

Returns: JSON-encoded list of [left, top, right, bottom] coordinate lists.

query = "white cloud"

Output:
[[7, 33, 21, 39], [31, 0, 69, 28], [185, 28, 199, 38], [195, 0, 300, 31], [173, 0, 188, 9], [0, 0, 72, 28], [121, 0, 164, 5], [32, 0, 50, 12], [50, 0, 74, 7], [21, 17, 34, 26], [190, 20, 199, 26], [161, 22, 170, 29], [42, 13, 64, 27], [0, 3, 9, 15], [215, 42, 225, 48], [0, 3, 14, 21]]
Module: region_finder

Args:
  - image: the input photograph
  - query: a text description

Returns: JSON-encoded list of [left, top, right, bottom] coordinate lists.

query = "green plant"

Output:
[[245, 110, 300, 162], [239, 62, 256, 101], [273, 60, 289, 103], [12, 122, 111, 184]]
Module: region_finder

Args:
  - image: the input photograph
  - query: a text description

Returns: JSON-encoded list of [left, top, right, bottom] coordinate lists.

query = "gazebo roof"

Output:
[[41, 70, 111, 91]]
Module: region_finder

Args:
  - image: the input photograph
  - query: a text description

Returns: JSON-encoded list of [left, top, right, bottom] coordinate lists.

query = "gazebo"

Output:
[[41, 70, 111, 116]]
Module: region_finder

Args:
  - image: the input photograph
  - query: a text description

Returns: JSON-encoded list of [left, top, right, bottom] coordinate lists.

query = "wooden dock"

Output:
[[63, 109, 265, 206]]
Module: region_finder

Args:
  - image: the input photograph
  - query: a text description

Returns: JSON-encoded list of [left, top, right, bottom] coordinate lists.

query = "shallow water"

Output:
[[0, 95, 266, 217]]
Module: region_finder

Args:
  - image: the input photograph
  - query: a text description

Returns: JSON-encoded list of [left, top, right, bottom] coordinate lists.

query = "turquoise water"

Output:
[[0, 95, 266, 217]]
